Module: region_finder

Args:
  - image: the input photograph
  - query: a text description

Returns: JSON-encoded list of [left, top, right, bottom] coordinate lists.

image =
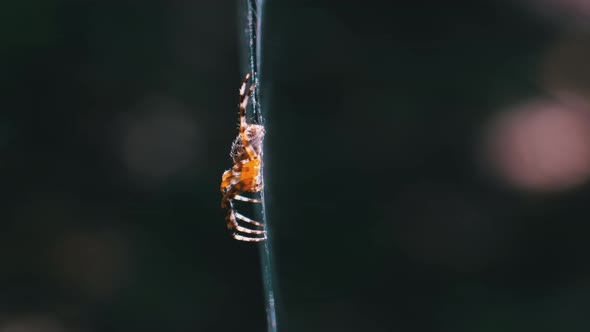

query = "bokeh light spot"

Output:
[[483, 99, 590, 191], [118, 95, 201, 182], [50, 228, 134, 299], [521, 0, 590, 26], [0, 316, 68, 332]]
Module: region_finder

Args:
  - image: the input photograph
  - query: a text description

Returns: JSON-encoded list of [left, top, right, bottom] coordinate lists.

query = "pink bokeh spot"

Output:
[[485, 100, 590, 191], [522, 0, 590, 24]]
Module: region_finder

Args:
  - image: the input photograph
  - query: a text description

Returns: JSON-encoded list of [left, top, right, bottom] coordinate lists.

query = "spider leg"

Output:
[[225, 200, 266, 242], [238, 72, 251, 105], [239, 77, 258, 160], [234, 195, 262, 203], [232, 233, 266, 242], [221, 184, 265, 227], [234, 210, 264, 227], [221, 182, 245, 208], [220, 169, 233, 193], [226, 208, 265, 234]]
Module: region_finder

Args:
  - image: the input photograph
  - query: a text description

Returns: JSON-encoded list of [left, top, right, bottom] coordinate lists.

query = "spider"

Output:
[[220, 72, 266, 242]]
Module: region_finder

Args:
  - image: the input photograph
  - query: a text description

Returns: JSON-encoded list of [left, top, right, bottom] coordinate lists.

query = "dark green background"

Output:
[[2, 0, 590, 331]]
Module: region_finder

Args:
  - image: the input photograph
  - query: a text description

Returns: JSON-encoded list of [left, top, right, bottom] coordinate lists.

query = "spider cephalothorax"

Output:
[[230, 124, 265, 164], [220, 72, 266, 242]]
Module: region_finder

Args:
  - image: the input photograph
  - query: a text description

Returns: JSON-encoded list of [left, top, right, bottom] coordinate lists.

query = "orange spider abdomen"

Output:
[[220, 158, 261, 193], [240, 158, 261, 184]]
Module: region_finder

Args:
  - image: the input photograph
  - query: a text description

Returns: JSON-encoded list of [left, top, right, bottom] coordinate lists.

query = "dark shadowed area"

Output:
[[2, 0, 590, 331]]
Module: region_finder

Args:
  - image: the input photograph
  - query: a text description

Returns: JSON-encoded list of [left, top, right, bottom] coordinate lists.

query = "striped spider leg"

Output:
[[220, 72, 266, 242]]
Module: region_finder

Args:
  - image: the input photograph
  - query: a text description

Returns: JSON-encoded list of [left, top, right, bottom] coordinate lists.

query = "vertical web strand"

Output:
[[244, 0, 278, 331]]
